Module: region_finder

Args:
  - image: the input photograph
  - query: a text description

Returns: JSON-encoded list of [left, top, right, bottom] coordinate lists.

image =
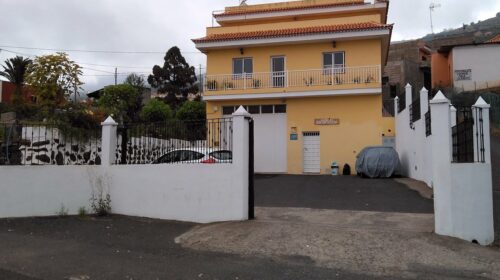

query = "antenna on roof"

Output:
[[240, 0, 247, 6], [429, 3, 441, 34]]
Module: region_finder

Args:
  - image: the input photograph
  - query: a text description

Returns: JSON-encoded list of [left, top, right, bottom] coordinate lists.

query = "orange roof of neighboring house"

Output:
[[214, 1, 367, 17], [193, 22, 392, 43], [486, 35, 500, 43]]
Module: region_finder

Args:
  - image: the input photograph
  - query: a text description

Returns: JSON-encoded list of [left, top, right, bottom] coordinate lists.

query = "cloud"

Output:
[[1, 0, 498, 91]]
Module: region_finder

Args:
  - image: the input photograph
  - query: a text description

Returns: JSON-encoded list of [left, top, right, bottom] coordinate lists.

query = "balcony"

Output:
[[203, 65, 382, 98]]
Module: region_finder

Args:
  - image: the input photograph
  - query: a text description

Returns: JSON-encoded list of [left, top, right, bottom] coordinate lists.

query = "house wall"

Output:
[[431, 52, 452, 89], [204, 39, 383, 97], [208, 14, 381, 34], [452, 44, 500, 91], [207, 94, 395, 175]]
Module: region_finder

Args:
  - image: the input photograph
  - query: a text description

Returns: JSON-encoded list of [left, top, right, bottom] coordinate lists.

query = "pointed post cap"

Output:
[[394, 96, 399, 100], [473, 96, 491, 108], [450, 105, 457, 112], [405, 83, 412, 88], [420, 87, 428, 93], [101, 116, 118, 126], [232, 105, 251, 117], [430, 91, 450, 104]]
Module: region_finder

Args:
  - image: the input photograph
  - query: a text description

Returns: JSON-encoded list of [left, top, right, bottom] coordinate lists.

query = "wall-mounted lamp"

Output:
[[213, 106, 219, 112], [332, 41, 337, 48], [240, 48, 244, 55]]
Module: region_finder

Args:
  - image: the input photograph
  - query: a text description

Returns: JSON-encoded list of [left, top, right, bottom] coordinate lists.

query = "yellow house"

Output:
[[193, 0, 394, 174]]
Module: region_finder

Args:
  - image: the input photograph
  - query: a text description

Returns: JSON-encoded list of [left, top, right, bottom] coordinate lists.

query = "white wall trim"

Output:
[[215, 3, 387, 23], [195, 30, 390, 50], [203, 87, 381, 101]]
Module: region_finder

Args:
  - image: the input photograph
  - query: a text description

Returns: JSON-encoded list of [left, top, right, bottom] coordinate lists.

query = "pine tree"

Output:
[[147, 47, 198, 110]]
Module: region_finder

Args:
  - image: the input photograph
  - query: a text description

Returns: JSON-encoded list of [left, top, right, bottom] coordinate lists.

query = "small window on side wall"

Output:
[[323, 52, 345, 74], [222, 106, 235, 115]]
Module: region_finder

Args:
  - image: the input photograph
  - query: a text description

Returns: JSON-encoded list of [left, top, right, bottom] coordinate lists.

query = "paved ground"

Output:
[[0, 216, 381, 280], [179, 207, 500, 279], [255, 175, 434, 214]]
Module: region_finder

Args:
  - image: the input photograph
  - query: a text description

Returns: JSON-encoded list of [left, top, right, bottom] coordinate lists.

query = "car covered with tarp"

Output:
[[355, 146, 401, 178]]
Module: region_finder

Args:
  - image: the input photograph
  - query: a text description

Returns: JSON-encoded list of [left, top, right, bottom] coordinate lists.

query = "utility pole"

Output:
[[429, 3, 441, 34], [114, 67, 118, 85], [199, 64, 203, 94]]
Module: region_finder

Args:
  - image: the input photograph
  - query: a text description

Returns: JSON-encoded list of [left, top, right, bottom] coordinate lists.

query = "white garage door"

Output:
[[303, 132, 320, 174], [223, 104, 287, 173]]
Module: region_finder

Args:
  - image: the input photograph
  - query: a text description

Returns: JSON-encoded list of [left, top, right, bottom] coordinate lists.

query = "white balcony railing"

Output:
[[204, 65, 381, 92]]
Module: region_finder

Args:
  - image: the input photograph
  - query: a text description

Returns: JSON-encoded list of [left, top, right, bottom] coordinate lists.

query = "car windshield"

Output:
[[209, 150, 232, 160]]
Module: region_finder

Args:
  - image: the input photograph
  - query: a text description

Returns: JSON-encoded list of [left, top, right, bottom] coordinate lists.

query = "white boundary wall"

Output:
[[0, 109, 251, 224], [395, 85, 494, 245]]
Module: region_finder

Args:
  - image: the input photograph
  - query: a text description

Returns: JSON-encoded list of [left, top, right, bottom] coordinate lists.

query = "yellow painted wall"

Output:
[[207, 40, 381, 75], [208, 13, 381, 35], [204, 40, 382, 95], [286, 94, 393, 174], [205, 95, 395, 175]]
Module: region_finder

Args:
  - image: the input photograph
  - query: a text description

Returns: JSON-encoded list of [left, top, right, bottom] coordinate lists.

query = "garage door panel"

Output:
[[253, 114, 287, 173]]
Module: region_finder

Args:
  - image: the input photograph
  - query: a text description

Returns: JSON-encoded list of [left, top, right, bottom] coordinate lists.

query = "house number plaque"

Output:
[[314, 118, 340, 125]]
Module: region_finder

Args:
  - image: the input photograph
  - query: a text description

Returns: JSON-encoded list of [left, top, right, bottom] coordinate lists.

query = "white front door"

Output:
[[303, 132, 320, 173]]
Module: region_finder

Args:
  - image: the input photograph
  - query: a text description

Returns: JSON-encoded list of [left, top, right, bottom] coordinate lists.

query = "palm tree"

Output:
[[0, 56, 32, 103]]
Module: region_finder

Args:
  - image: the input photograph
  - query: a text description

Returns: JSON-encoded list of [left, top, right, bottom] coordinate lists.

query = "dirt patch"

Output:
[[177, 207, 500, 279]]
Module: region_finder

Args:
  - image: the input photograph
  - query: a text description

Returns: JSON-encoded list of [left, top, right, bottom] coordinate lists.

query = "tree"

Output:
[[98, 84, 141, 123], [125, 73, 145, 89], [140, 99, 173, 122], [175, 101, 206, 121], [148, 47, 198, 110], [0, 56, 32, 104], [25, 53, 82, 108]]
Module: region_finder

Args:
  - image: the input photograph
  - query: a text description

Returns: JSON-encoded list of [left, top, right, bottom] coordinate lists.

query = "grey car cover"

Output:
[[355, 146, 400, 178]]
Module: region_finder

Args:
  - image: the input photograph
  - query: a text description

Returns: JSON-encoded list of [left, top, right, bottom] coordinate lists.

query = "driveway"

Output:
[[255, 175, 434, 214]]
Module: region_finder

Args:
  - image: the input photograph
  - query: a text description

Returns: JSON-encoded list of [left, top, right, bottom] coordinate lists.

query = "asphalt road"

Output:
[[0, 216, 398, 280], [255, 175, 434, 214]]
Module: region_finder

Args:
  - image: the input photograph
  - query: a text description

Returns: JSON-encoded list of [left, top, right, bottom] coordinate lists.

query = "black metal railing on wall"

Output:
[[0, 122, 101, 166], [409, 98, 421, 129], [115, 118, 233, 165], [475, 108, 485, 163], [425, 110, 432, 137], [452, 119, 474, 163], [398, 94, 406, 113]]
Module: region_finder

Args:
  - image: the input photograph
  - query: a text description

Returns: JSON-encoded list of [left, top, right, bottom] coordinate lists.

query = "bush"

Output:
[[140, 99, 173, 122], [98, 84, 141, 123], [78, 207, 88, 217], [90, 193, 112, 217], [175, 101, 206, 121]]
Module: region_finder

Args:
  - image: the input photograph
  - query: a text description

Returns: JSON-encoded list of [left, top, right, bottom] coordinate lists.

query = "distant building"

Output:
[[0, 81, 34, 104], [432, 40, 500, 92], [382, 40, 432, 100]]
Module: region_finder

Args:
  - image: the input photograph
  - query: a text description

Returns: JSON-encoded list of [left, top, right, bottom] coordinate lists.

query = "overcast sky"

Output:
[[1, 0, 499, 93]]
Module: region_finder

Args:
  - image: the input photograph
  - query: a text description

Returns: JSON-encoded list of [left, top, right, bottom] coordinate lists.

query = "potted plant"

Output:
[[206, 80, 218, 91]]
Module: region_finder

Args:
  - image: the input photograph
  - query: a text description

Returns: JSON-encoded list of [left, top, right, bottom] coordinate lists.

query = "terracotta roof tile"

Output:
[[193, 22, 392, 43], [215, 1, 367, 17], [486, 35, 500, 43]]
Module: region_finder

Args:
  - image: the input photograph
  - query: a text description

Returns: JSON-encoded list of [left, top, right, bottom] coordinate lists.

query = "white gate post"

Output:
[[420, 87, 429, 117], [405, 83, 412, 111], [429, 91, 454, 236], [101, 116, 118, 166], [232, 106, 250, 220]]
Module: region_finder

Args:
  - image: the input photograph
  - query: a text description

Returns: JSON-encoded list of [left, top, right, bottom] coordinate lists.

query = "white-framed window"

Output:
[[232, 58, 253, 78], [323, 52, 345, 74]]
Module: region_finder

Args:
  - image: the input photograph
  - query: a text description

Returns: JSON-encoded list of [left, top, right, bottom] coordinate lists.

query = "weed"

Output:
[[57, 204, 68, 216], [78, 207, 88, 217]]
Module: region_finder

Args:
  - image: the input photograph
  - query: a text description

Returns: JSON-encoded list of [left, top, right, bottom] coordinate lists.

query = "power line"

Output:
[[1, 48, 205, 71], [0, 44, 203, 55]]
